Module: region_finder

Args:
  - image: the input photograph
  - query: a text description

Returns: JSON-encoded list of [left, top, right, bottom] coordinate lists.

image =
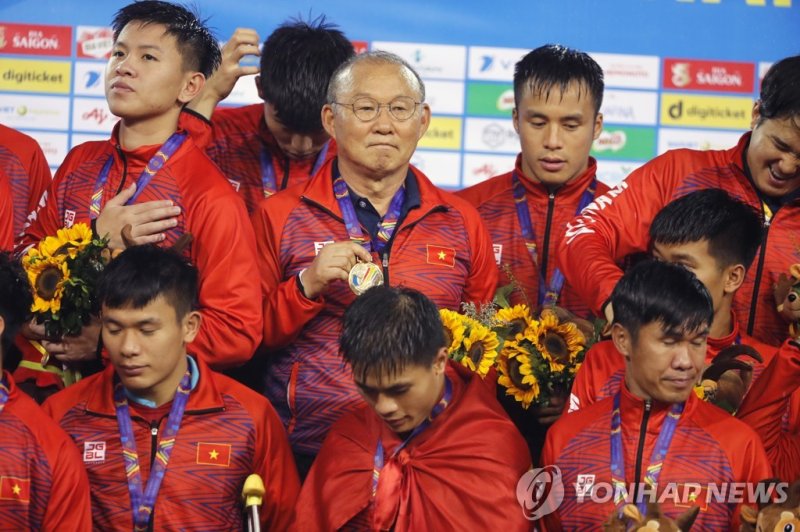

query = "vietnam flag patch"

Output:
[[196, 442, 232, 467], [0, 476, 30, 503], [426, 245, 456, 268]]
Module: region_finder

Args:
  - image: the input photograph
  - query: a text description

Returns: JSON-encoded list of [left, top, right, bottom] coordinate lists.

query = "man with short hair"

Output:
[[187, 19, 354, 213], [541, 260, 771, 530], [0, 252, 92, 529], [251, 51, 497, 475], [570, 189, 780, 414], [458, 44, 609, 316], [559, 55, 800, 347], [17, 0, 262, 376], [296, 285, 531, 531], [44, 245, 299, 531]]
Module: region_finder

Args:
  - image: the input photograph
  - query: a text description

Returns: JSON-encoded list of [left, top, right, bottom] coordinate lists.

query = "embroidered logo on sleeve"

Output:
[[0, 477, 30, 503]]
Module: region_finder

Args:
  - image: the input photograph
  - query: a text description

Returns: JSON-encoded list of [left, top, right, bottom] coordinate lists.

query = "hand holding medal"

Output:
[[299, 242, 378, 299]]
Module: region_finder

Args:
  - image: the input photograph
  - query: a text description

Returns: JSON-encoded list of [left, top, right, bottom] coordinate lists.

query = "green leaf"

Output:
[[493, 284, 515, 309]]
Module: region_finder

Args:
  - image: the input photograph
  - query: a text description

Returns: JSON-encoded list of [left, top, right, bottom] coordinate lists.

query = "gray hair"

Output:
[[326, 50, 426, 104]]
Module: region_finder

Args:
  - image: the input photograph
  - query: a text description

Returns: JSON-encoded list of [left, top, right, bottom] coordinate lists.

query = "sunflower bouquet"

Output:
[[441, 300, 600, 409], [22, 223, 114, 341]]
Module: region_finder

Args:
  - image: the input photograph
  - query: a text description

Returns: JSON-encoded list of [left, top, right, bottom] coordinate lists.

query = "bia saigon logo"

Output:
[[516, 465, 565, 520], [671, 63, 692, 88]]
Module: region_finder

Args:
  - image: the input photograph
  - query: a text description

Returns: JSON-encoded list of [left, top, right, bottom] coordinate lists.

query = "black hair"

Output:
[[514, 44, 604, 115], [97, 245, 198, 321], [340, 286, 446, 382], [0, 252, 32, 358], [112, 0, 221, 77], [649, 189, 763, 270], [611, 260, 713, 342], [260, 16, 354, 133], [759, 55, 800, 129]]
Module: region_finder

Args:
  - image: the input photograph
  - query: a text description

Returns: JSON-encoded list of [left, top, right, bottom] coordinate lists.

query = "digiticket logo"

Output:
[[661, 94, 752, 129]]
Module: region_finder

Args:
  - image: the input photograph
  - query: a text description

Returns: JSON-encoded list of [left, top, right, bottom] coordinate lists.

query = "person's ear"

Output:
[[611, 323, 632, 362], [182, 311, 202, 343], [432, 347, 448, 376]]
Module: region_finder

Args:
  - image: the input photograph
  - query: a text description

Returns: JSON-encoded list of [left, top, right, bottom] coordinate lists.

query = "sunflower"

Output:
[[26, 256, 70, 313], [496, 304, 534, 340], [497, 340, 541, 408], [440, 309, 467, 356], [55, 223, 93, 259], [529, 310, 586, 372], [461, 321, 499, 376]]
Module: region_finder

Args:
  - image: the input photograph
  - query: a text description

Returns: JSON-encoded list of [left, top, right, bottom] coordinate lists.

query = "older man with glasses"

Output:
[[250, 50, 498, 479]]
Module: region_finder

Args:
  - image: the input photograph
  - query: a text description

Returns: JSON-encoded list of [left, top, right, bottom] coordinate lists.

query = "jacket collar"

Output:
[[84, 355, 226, 417], [513, 153, 599, 200], [300, 157, 452, 226], [618, 378, 697, 437]]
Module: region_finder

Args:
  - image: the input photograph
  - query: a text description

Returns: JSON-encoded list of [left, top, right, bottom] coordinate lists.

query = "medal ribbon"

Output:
[[610, 392, 684, 517], [114, 367, 192, 530], [511, 172, 596, 307], [371, 377, 452, 529], [90, 132, 187, 219], [0, 376, 9, 415], [260, 142, 329, 198], [333, 172, 405, 255]]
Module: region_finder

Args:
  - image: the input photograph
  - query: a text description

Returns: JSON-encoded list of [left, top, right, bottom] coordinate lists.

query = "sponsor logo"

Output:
[[493, 243, 503, 265], [657, 128, 742, 154], [517, 466, 565, 520], [24, 131, 68, 166], [76, 26, 114, 59], [462, 153, 516, 187], [663, 59, 755, 93], [575, 474, 596, 499], [74, 62, 105, 96], [64, 209, 76, 227], [466, 82, 514, 117], [594, 161, 642, 188], [600, 90, 658, 126], [0, 94, 69, 130], [83, 441, 106, 463], [314, 241, 334, 255], [372, 41, 466, 80], [468, 46, 528, 81], [0, 23, 71, 56], [72, 98, 118, 132], [418, 117, 462, 150], [591, 126, 656, 160], [464, 118, 518, 153], [0, 58, 71, 94], [425, 80, 465, 115], [409, 150, 461, 188], [590, 52, 660, 90], [660, 93, 753, 130], [351, 40, 369, 55]]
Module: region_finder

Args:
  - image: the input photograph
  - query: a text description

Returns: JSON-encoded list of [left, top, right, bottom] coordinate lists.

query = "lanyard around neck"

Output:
[[260, 141, 329, 197]]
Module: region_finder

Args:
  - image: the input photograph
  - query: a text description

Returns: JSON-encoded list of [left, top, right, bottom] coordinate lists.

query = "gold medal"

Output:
[[348, 261, 384, 295]]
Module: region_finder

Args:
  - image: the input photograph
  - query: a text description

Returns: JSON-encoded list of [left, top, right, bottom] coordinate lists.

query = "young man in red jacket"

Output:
[[559, 55, 800, 347], [570, 189, 782, 415], [458, 44, 609, 317], [186, 20, 354, 213], [16, 1, 262, 379], [540, 260, 771, 530], [0, 252, 92, 530], [297, 286, 531, 531], [0, 124, 52, 244], [251, 51, 497, 476], [44, 245, 299, 531]]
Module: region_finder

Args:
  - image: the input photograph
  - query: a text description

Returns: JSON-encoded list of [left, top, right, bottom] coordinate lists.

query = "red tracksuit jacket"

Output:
[[43, 357, 300, 531], [557, 133, 799, 346], [206, 104, 337, 214], [737, 340, 800, 481], [541, 382, 771, 531], [251, 158, 498, 455], [17, 115, 262, 369], [569, 315, 782, 414], [457, 154, 609, 317], [0, 123, 52, 243], [0, 177, 12, 250], [0, 371, 91, 531]]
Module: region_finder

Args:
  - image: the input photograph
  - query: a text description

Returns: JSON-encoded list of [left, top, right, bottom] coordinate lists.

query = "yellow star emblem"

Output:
[[12, 484, 21, 496], [209, 449, 219, 460], [437, 251, 446, 260]]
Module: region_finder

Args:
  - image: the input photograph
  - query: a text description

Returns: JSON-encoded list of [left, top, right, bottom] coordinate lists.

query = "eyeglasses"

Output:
[[333, 96, 421, 122]]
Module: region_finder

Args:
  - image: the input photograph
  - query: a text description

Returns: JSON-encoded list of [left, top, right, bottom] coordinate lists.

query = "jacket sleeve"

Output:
[[15, 152, 72, 255], [0, 181, 12, 250], [462, 205, 499, 305], [556, 153, 681, 315], [251, 400, 301, 532], [250, 198, 326, 350], [23, 141, 53, 222], [42, 432, 93, 531], [568, 351, 597, 414], [736, 340, 800, 481], [189, 190, 263, 369]]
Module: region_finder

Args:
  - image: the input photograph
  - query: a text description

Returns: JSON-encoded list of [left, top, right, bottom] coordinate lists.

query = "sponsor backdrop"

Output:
[[0, 0, 798, 188]]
